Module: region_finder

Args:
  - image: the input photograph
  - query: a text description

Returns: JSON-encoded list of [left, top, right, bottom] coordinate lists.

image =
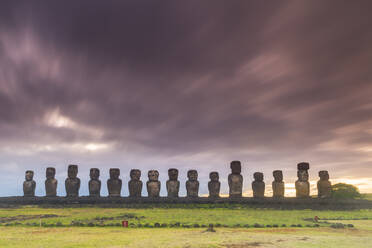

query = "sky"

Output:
[[0, 1, 371, 197]]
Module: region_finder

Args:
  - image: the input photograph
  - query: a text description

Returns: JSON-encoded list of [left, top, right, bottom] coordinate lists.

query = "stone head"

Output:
[[273, 170, 283, 182], [130, 169, 141, 180], [25, 170, 34, 181], [46, 167, 56, 179], [297, 169, 309, 181], [209, 172, 219, 181], [319, 170, 329, 181], [90, 168, 100, 180], [148, 170, 159, 181], [297, 162, 310, 171], [187, 170, 198, 181], [230, 160, 241, 174], [253, 172, 264, 182], [68, 165, 78, 179], [168, 168, 178, 180], [109, 168, 120, 179]]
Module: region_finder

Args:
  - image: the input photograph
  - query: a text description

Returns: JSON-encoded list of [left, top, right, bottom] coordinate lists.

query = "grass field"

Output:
[[1, 202, 372, 247]]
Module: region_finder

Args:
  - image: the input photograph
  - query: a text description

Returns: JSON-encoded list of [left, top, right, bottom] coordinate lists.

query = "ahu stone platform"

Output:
[[0, 196, 371, 210]]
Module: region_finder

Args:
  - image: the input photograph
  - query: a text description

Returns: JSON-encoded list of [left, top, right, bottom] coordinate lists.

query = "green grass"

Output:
[[1, 205, 372, 227], [0, 206, 372, 247]]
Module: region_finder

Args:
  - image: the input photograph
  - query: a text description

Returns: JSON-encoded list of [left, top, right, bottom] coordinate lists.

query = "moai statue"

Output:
[[317, 170, 332, 198], [128, 169, 143, 197], [65, 165, 80, 197], [107, 168, 122, 197], [23, 170, 36, 197], [208, 172, 220, 198], [147, 170, 160, 197], [272, 170, 285, 198], [186, 170, 199, 198], [295, 162, 310, 198], [228, 160, 243, 198], [45, 167, 57, 197], [89, 168, 101, 197], [252, 172, 265, 198], [166, 168, 180, 198]]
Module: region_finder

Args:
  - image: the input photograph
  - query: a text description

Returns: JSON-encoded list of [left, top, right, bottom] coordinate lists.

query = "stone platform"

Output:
[[0, 196, 371, 210]]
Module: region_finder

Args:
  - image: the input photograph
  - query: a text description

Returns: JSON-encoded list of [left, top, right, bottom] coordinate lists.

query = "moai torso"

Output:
[[45, 167, 58, 197], [107, 168, 122, 197], [186, 170, 199, 197], [166, 168, 180, 198], [23, 170, 36, 197], [128, 169, 143, 197], [65, 165, 80, 197], [295, 162, 310, 198], [147, 170, 160, 197], [272, 170, 284, 198], [252, 172, 265, 198], [228, 161, 243, 198], [208, 172, 220, 198], [317, 170, 332, 198], [89, 168, 101, 197]]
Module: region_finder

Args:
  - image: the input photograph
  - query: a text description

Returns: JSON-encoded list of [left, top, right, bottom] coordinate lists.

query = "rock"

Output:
[[252, 172, 265, 198]]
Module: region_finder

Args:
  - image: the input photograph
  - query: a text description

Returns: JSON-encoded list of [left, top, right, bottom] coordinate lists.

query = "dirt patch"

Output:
[[224, 242, 265, 247], [0, 214, 61, 223]]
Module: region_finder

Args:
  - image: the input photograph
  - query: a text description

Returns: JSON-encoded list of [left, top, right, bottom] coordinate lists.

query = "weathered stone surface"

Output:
[[272, 170, 284, 198], [317, 170, 332, 198], [23, 170, 36, 197], [252, 172, 265, 198], [295, 162, 310, 198], [45, 167, 57, 197], [228, 161, 243, 198], [107, 168, 122, 197], [128, 169, 142, 197], [147, 170, 160, 197], [186, 170, 199, 197], [65, 165, 80, 197], [89, 168, 101, 197], [208, 172, 220, 198], [166, 168, 179, 198]]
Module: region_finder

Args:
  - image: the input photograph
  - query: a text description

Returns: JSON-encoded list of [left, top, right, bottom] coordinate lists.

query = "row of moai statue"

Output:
[[23, 161, 332, 198]]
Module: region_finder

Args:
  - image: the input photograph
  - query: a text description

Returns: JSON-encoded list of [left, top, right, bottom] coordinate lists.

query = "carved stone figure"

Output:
[[128, 169, 142, 197], [228, 161, 243, 198], [107, 168, 122, 197], [252, 172, 265, 198], [272, 170, 284, 198], [208, 172, 220, 198], [186, 170, 199, 197], [23, 170, 36, 197], [147, 170, 160, 197], [317, 170, 332, 198], [45, 167, 57, 197], [65, 165, 80, 197], [89, 168, 101, 197], [295, 162, 310, 198], [166, 168, 180, 198]]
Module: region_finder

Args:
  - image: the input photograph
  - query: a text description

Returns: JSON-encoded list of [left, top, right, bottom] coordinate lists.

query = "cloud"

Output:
[[0, 1, 371, 196]]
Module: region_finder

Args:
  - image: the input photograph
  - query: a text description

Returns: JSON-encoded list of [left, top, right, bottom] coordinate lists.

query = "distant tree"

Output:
[[331, 183, 361, 199]]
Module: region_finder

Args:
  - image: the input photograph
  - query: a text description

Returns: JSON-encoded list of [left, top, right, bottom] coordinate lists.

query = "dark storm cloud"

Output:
[[0, 1, 372, 196]]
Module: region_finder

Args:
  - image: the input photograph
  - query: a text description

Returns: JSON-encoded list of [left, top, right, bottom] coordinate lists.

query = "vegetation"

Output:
[[0, 205, 371, 247], [331, 183, 361, 199]]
